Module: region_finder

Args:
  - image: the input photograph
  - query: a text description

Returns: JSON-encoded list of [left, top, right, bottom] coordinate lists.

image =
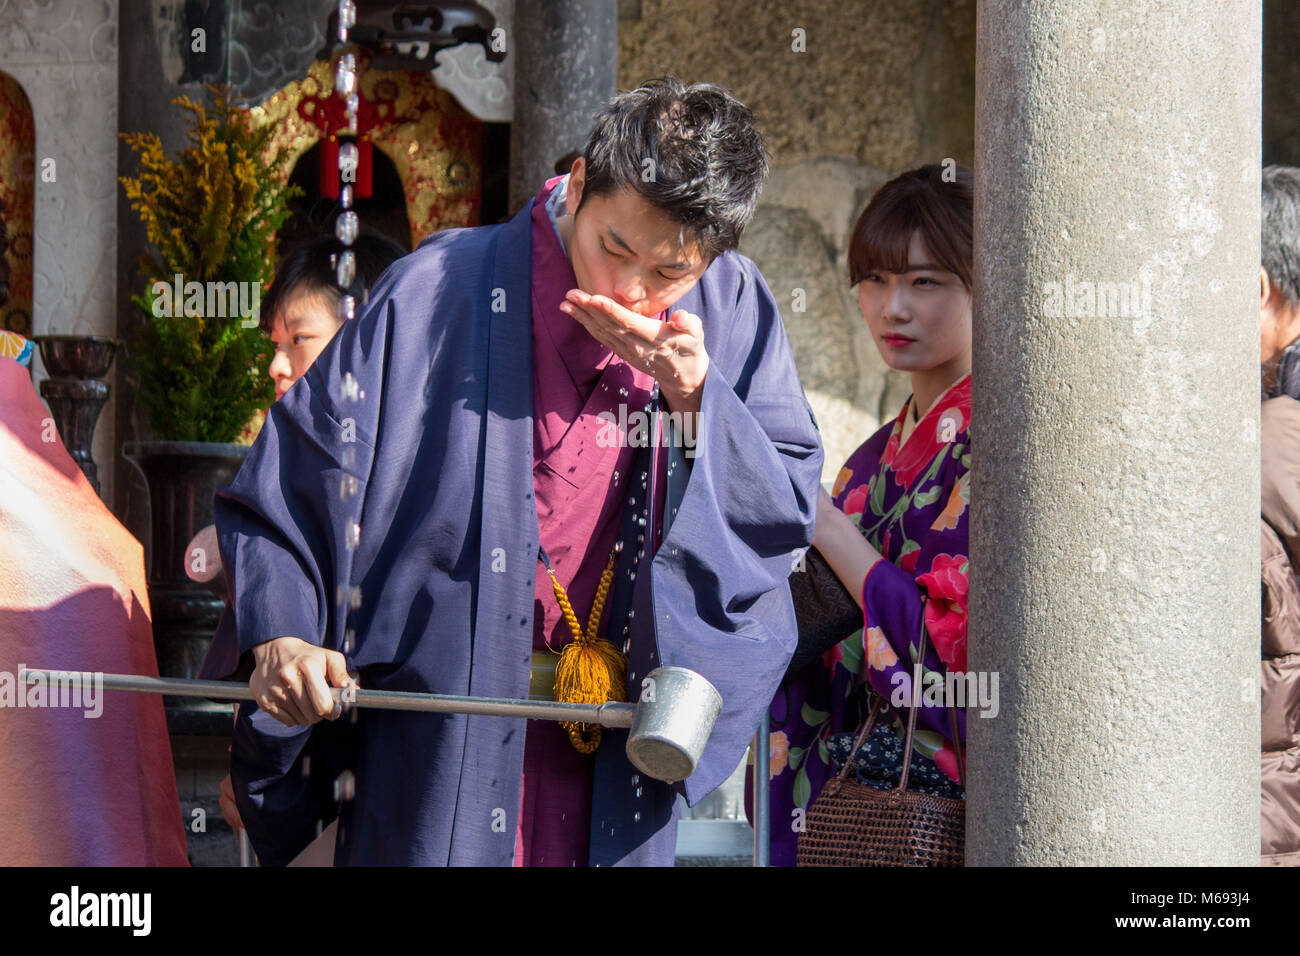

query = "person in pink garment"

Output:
[[0, 339, 188, 865]]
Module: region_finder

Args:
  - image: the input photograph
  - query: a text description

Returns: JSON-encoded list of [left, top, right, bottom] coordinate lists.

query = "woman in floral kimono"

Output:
[[760, 164, 973, 865]]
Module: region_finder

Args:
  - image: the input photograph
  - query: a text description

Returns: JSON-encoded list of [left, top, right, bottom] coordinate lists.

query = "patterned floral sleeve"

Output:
[[836, 383, 971, 781]]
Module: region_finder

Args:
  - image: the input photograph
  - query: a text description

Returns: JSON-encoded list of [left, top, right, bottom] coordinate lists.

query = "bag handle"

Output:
[[832, 596, 966, 791]]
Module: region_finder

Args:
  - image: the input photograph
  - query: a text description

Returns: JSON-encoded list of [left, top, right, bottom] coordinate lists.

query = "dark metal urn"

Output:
[[123, 440, 249, 732], [34, 335, 119, 497]]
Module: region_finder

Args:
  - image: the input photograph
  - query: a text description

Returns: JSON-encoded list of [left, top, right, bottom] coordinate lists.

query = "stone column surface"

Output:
[[508, 0, 618, 214], [970, 1, 1261, 864]]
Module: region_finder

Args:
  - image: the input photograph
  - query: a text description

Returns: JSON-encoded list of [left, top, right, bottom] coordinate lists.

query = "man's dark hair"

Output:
[[577, 76, 770, 261], [259, 229, 406, 333], [1263, 165, 1300, 310]]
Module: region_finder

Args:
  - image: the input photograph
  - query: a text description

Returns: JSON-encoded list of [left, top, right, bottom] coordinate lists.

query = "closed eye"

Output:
[[605, 239, 683, 281]]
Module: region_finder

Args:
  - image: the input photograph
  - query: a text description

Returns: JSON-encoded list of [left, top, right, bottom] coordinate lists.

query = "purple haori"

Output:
[[210, 180, 823, 866]]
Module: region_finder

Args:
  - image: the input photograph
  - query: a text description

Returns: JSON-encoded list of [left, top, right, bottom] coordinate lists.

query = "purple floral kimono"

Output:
[[757, 373, 971, 866]]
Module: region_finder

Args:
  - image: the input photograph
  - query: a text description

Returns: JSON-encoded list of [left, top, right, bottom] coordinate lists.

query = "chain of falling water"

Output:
[[326, 0, 361, 847]]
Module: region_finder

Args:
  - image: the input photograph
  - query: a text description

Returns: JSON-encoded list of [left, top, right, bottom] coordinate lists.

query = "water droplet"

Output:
[[634, 811, 641, 822], [637, 533, 644, 543], [631, 774, 640, 786], [333, 769, 356, 802], [338, 371, 361, 404], [622, 640, 630, 654], [338, 0, 356, 35], [628, 609, 635, 619], [336, 250, 356, 288], [640, 472, 647, 482], [334, 54, 357, 97], [612, 471, 619, 482], [336, 210, 359, 246], [340, 184, 354, 209], [635, 787, 643, 798], [619, 387, 629, 397], [343, 628, 356, 654], [339, 473, 358, 501], [346, 522, 361, 549], [637, 516, 646, 527], [338, 294, 356, 321]]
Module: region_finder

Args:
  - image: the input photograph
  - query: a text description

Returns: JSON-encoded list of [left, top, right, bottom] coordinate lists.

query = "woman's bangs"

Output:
[[848, 200, 919, 284]]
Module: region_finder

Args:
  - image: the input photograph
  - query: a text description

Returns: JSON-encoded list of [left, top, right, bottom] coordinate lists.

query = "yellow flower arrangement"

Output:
[[119, 85, 302, 442]]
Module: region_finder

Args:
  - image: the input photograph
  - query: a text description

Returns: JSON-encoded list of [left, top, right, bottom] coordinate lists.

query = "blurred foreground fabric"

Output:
[[0, 356, 188, 865]]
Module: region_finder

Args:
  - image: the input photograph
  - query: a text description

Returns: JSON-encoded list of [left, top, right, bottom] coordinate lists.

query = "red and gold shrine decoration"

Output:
[[245, 52, 482, 248], [0, 72, 35, 335]]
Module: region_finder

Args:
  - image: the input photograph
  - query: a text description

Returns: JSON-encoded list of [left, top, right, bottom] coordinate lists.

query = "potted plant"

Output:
[[119, 85, 301, 715]]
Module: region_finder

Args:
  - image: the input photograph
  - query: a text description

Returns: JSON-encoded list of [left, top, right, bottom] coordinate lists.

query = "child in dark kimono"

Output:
[[213, 77, 822, 866], [762, 164, 973, 866]]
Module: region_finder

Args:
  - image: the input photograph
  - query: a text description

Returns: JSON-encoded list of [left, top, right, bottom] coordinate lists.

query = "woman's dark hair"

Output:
[[577, 76, 770, 261], [259, 230, 407, 334], [1263, 165, 1300, 310], [848, 164, 974, 290]]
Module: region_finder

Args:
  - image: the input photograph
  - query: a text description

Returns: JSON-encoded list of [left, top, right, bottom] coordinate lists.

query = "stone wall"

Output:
[[1265, 0, 1300, 166], [619, 0, 976, 480], [0, 0, 120, 505]]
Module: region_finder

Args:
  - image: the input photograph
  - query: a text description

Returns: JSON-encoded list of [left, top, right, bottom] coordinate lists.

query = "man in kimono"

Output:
[[213, 76, 823, 866]]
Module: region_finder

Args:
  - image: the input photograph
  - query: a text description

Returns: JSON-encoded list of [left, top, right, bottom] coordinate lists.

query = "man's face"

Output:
[[562, 157, 710, 317]]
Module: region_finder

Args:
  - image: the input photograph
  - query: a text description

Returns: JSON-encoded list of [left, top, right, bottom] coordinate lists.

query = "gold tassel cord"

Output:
[[545, 548, 626, 753]]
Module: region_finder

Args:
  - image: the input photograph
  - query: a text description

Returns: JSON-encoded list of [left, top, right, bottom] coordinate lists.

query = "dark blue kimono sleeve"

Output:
[[214, 270, 394, 864], [653, 255, 824, 805], [214, 294, 387, 664]]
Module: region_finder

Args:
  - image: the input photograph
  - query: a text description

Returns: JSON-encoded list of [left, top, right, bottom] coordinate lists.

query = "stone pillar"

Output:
[[970, 2, 1260, 864], [508, 0, 618, 213]]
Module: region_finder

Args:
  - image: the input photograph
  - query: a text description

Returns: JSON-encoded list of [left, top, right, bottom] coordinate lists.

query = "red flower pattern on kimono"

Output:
[[842, 484, 868, 518], [916, 553, 969, 673]]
